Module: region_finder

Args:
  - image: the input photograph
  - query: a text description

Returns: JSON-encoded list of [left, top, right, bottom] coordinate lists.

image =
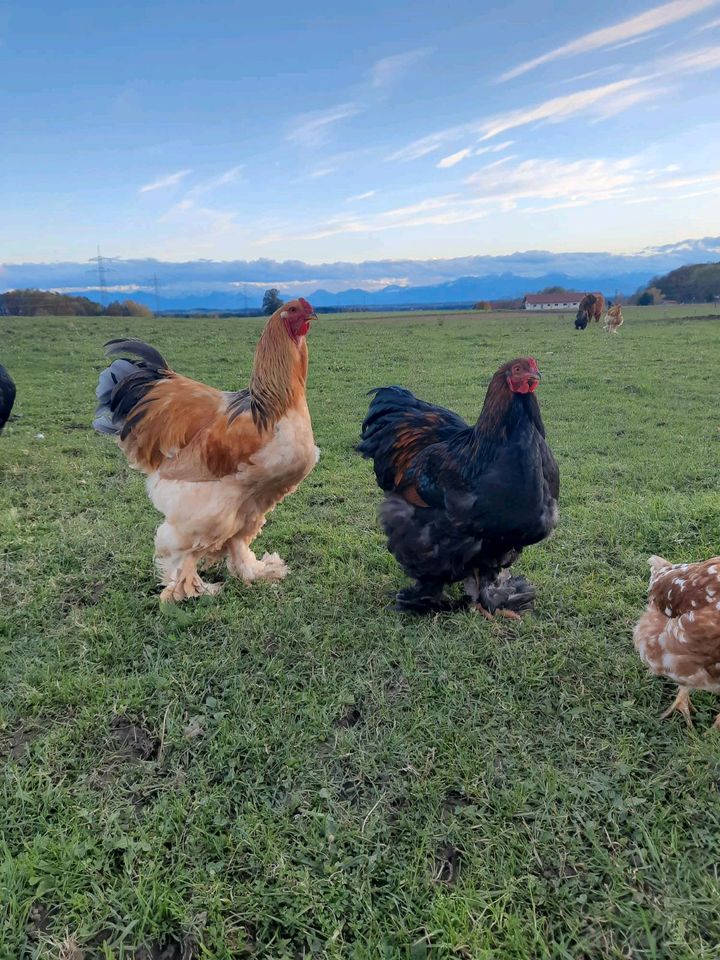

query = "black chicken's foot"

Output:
[[472, 573, 536, 618], [392, 584, 452, 615]]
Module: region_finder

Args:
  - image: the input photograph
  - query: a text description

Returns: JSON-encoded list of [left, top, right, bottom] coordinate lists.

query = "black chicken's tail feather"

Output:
[[356, 386, 419, 455], [93, 338, 171, 437]]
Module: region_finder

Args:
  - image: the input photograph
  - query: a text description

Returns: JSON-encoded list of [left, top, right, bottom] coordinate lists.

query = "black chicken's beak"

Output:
[[529, 370, 542, 382]]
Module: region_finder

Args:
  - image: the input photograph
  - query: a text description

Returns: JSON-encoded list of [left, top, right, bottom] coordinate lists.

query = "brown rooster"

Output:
[[93, 298, 318, 602], [634, 555, 720, 728]]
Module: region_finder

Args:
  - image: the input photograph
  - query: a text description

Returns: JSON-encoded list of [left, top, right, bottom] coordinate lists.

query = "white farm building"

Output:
[[523, 292, 585, 311]]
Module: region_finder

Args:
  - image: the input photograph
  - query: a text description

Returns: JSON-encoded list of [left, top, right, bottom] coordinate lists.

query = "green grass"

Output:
[[1, 305, 720, 959]]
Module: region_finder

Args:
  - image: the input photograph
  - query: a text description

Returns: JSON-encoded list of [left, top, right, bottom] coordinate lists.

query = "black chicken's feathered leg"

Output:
[[468, 569, 536, 619], [393, 580, 452, 614]]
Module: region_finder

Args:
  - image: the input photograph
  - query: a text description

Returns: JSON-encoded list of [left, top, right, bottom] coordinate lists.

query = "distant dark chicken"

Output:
[[358, 358, 559, 616], [0, 364, 16, 432]]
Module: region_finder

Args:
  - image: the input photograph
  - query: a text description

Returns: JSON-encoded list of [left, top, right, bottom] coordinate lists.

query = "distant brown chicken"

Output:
[[575, 293, 605, 329], [634, 555, 720, 728], [603, 304, 624, 333]]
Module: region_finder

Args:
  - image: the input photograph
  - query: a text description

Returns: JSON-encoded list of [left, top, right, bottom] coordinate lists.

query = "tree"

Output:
[[636, 287, 663, 306], [105, 299, 153, 317], [473, 301, 492, 311], [0, 289, 103, 316], [262, 288, 283, 316]]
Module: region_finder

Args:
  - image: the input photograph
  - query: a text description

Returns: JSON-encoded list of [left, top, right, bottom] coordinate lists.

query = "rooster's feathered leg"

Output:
[[159, 551, 223, 603], [226, 535, 289, 584], [155, 522, 222, 603]]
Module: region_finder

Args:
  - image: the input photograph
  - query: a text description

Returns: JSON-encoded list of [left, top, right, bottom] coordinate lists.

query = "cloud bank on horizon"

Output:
[[4, 236, 719, 303], [3, 0, 720, 266]]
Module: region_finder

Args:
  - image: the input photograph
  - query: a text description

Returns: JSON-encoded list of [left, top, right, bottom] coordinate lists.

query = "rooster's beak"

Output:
[[529, 370, 542, 381]]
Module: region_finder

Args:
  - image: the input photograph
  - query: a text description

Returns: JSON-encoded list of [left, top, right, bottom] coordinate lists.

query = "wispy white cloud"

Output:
[[437, 141, 515, 169], [286, 103, 361, 146], [696, 14, 720, 28], [559, 65, 623, 84], [308, 167, 338, 179], [390, 76, 652, 159], [186, 165, 243, 198], [476, 77, 655, 139], [369, 48, 431, 88], [437, 148, 474, 169], [139, 169, 193, 193], [391, 42, 720, 160], [345, 190, 377, 202], [498, 0, 719, 82], [607, 32, 661, 51], [157, 197, 237, 234], [260, 153, 720, 244]]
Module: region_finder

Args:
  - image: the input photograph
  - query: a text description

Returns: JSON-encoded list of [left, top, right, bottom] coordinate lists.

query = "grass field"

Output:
[[2, 305, 720, 959]]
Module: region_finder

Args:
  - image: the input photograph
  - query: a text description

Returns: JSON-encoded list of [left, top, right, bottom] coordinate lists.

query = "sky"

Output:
[[3, 0, 720, 267]]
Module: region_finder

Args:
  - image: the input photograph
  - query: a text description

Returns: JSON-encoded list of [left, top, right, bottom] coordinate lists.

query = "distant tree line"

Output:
[[652, 262, 720, 303], [0, 289, 152, 317], [633, 261, 720, 305]]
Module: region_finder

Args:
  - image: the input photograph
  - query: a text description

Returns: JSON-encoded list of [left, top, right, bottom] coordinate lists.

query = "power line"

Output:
[[144, 273, 162, 313], [87, 245, 119, 305]]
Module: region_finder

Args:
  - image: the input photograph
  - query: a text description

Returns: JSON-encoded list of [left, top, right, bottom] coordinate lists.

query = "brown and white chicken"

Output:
[[94, 298, 319, 602], [634, 555, 720, 727], [603, 304, 624, 333]]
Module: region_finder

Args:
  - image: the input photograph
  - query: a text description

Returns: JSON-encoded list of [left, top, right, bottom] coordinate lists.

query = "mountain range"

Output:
[[2, 237, 719, 310]]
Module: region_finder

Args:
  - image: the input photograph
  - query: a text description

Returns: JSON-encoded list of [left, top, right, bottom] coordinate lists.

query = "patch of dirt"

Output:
[[26, 902, 58, 941], [540, 863, 579, 881], [433, 842, 462, 885], [385, 671, 409, 702], [263, 635, 280, 656], [109, 715, 159, 762], [335, 700, 364, 729], [85, 929, 123, 952], [63, 422, 89, 431], [441, 789, 475, 815], [2, 724, 45, 761], [132, 935, 199, 960]]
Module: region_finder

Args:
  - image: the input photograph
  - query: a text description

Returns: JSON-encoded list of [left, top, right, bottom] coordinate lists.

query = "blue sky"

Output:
[[3, 0, 720, 266]]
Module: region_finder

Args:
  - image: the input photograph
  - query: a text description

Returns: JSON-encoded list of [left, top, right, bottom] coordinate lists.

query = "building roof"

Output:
[[524, 292, 585, 305]]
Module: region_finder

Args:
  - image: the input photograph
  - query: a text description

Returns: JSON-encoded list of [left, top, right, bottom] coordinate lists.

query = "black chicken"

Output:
[[358, 357, 559, 616], [0, 364, 16, 432]]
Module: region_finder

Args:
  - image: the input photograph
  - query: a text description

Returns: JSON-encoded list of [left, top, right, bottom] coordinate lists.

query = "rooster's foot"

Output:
[[229, 551, 289, 583], [471, 603, 494, 620], [471, 603, 523, 621], [160, 574, 222, 604], [660, 686, 695, 727], [258, 552, 289, 581]]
